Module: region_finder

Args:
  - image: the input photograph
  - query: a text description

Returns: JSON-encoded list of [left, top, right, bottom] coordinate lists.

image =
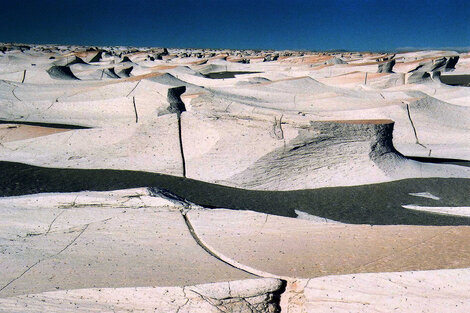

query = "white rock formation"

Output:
[[1, 44, 470, 312]]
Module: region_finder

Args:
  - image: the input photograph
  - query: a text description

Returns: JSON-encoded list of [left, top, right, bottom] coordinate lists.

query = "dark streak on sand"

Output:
[[0, 120, 90, 130], [1, 161, 470, 226], [203, 71, 262, 79], [407, 156, 470, 168]]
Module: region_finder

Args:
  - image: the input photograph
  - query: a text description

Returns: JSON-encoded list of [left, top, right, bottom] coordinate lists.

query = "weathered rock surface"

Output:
[[0, 279, 283, 313], [377, 58, 395, 73], [0, 190, 253, 298], [187, 209, 470, 278], [405, 55, 460, 84], [1, 44, 470, 312]]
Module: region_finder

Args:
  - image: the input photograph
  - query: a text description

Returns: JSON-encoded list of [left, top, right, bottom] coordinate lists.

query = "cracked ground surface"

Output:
[[0, 190, 254, 298], [2, 190, 470, 312]]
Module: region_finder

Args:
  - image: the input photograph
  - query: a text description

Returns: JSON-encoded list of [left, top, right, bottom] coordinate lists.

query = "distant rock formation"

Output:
[[102, 68, 121, 79], [445, 56, 459, 70], [88, 50, 103, 63], [116, 66, 133, 78], [326, 56, 346, 64], [119, 56, 132, 63], [155, 48, 169, 60], [378, 59, 395, 73], [406, 56, 459, 83], [65, 56, 87, 66], [46, 66, 80, 80]]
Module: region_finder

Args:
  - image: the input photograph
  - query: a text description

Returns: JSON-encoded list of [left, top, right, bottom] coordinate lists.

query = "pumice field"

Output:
[[1, 43, 470, 312]]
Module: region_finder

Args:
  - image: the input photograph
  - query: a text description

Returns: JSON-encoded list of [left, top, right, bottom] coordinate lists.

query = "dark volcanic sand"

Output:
[[203, 71, 261, 79], [1, 161, 470, 226], [440, 74, 470, 86]]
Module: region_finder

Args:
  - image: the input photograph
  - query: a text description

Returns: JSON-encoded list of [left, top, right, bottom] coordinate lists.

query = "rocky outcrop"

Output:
[[155, 47, 169, 60], [116, 66, 133, 78], [187, 279, 283, 313], [101, 67, 121, 79], [64, 56, 87, 66], [2, 45, 470, 313], [326, 56, 346, 64], [46, 65, 80, 80], [445, 55, 459, 70], [226, 120, 404, 190], [0, 279, 283, 313], [377, 56, 395, 73], [88, 50, 103, 63], [406, 56, 460, 83], [166, 86, 187, 115]]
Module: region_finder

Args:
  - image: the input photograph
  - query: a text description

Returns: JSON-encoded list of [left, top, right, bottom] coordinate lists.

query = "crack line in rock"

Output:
[[176, 288, 190, 313], [54, 224, 89, 256], [187, 289, 227, 313], [405, 103, 427, 149], [45, 211, 65, 235], [181, 209, 260, 278], [241, 297, 263, 313], [0, 260, 41, 293], [132, 96, 138, 123], [126, 80, 141, 97], [0, 224, 89, 294], [177, 113, 186, 177], [272, 114, 284, 140], [11, 87, 21, 101], [175, 298, 189, 313]]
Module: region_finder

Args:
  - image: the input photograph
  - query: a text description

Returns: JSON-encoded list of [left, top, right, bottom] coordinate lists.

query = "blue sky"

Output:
[[1, 0, 469, 51]]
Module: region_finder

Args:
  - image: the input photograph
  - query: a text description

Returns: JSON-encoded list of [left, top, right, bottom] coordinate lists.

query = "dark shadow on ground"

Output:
[[1, 161, 470, 226], [407, 155, 470, 167], [203, 71, 261, 79], [0, 120, 90, 129], [440, 74, 470, 87]]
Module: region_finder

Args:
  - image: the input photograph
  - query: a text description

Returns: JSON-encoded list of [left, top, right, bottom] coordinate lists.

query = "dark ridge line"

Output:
[[21, 70, 26, 83], [407, 156, 470, 168], [405, 103, 427, 149], [11, 87, 21, 101], [132, 96, 138, 123], [181, 210, 260, 277], [203, 71, 262, 79], [126, 80, 140, 97], [178, 113, 186, 177], [0, 120, 90, 130], [1, 161, 470, 226], [0, 260, 41, 294]]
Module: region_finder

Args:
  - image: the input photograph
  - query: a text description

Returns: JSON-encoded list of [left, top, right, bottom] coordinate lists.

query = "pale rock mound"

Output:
[[406, 56, 460, 84], [222, 120, 470, 190]]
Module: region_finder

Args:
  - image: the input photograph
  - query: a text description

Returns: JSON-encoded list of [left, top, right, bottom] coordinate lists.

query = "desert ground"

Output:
[[0, 43, 470, 312]]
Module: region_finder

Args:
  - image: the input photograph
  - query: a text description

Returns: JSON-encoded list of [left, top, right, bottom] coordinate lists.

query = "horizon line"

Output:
[[1, 41, 469, 54]]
